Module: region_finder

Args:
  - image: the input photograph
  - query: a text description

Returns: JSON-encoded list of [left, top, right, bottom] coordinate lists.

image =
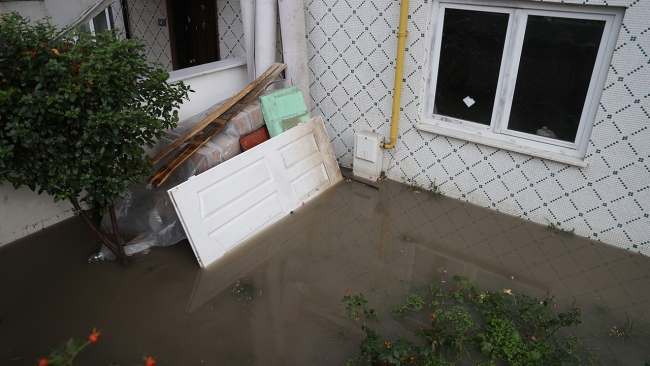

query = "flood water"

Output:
[[1, 173, 649, 365]]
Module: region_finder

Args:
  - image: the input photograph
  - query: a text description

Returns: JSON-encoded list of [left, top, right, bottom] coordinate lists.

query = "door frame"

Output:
[[165, 0, 221, 71]]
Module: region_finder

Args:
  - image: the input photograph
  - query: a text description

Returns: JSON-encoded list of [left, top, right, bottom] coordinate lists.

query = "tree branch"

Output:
[[71, 200, 127, 265]]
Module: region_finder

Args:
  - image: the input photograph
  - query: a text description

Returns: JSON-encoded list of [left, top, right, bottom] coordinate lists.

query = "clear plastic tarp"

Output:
[[92, 99, 265, 262]]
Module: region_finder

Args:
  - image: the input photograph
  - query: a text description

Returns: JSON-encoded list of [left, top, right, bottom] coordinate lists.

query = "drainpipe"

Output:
[[278, 0, 310, 110], [254, 0, 278, 78], [241, 0, 256, 82], [380, 0, 410, 149], [120, 0, 132, 39]]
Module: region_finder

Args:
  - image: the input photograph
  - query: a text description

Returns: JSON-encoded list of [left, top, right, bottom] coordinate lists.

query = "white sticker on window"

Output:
[[463, 96, 475, 107]]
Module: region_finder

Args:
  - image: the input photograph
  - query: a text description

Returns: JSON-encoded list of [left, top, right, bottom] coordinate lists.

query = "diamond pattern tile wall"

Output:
[[217, 0, 246, 59], [126, 0, 173, 71], [302, 0, 650, 255], [216, 1, 283, 63], [109, 1, 126, 38]]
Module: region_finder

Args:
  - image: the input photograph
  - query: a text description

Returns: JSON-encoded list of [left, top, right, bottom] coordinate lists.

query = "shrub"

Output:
[[0, 13, 191, 263]]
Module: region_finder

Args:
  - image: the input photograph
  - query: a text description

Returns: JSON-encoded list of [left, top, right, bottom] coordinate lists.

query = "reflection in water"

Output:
[[1, 174, 649, 365]]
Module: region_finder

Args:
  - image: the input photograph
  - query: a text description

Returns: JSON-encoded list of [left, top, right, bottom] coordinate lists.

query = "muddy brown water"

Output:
[[1, 175, 649, 365]]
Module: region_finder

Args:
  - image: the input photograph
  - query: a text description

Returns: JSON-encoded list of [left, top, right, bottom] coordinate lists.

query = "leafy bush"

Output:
[[0, 13, 190, 262], [343, 276, 584, 366], [0, 12, 190, 206]]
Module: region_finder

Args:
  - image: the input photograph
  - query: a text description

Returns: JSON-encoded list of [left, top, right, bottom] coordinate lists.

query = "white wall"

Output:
[[2, 0, 110, 28], [168, 57, 249, 121], [0, 185, 74, 246]]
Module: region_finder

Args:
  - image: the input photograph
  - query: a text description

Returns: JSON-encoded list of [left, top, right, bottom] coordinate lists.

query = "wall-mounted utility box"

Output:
[[353, 131, 383, 181]]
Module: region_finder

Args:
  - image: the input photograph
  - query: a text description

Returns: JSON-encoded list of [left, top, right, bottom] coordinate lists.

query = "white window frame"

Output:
[[416, 0, 624, 167], [85, 8, 114, 35]]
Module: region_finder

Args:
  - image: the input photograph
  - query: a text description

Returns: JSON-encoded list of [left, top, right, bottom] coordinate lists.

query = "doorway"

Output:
[[167, 0, 220, 70]]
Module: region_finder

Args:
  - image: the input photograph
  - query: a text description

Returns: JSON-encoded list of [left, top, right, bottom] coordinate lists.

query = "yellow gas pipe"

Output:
[[380, 0, 409, 149]]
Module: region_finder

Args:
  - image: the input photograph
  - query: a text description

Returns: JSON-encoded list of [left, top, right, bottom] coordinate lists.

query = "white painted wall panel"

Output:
[[168, 58, 249, 121], [0, 185, 74, 247]]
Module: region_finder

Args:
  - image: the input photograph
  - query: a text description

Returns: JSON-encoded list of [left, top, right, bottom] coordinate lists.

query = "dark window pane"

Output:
[[93, 10, 110, 33], [434, 9, 510, 125], [508, 16, 605, 143], [81, 23, 92, 33]]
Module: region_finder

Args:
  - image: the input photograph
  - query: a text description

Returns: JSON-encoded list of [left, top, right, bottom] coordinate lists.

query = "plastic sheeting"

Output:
[[92, 99, 265, 262]]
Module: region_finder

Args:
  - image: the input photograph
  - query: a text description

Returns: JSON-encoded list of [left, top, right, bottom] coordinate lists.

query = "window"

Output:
[[418, 0, 624, 166], [83, 7, 115, 35]]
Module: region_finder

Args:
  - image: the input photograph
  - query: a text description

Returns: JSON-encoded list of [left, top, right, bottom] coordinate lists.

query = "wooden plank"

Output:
[[152, 63, 286, 165], [147, 63, 287, 187]]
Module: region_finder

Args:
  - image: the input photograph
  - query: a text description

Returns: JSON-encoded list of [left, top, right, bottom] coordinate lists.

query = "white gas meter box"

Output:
[[353, 131, 383, 181]]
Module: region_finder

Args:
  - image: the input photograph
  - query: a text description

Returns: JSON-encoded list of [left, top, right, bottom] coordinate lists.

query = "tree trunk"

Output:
[[109, 205, 129, 267], [71, 200, 128, 266]]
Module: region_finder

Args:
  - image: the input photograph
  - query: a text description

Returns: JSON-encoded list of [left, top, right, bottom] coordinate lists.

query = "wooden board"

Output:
[[152, 63, 286, 165], [148, 63, 286, 187]]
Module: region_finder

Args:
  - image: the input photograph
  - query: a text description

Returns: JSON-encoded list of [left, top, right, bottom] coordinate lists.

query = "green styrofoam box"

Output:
[[260, 85, 310, 138]]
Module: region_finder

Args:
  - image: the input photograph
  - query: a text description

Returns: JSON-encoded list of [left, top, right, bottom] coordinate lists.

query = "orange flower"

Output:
[[88, 328, 101, 343], [144, 356, 156, 366], [429, 313, 437, 321], [51, 49, 60, 56], [383, 341, 391, 349], [38, 359, 48, 366]]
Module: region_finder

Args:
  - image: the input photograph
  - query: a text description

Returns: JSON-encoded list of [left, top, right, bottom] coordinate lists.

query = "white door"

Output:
[[169, 116, 342, 268]]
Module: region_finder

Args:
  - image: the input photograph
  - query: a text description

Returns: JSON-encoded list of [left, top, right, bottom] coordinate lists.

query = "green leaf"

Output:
[[530, 350, 541, 360], [480, 341, 493, 355], [64, 338, 87, 355], [0, 12, 191, 233]]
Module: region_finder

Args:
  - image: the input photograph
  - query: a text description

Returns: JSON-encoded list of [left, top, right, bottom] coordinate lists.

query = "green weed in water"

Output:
[[546, 219, 576, 237], [401, 177, 442, 199], [343, 275, 585, 366]]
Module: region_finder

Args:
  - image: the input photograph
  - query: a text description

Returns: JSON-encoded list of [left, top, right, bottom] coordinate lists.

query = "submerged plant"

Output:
[[342, 289, 379, 324], [427, 181, 441, 198], [343, 276, 585, 366], [232, 278, 262, 302], [392, 294, 426, 318], [400, 177, 442, 199], [401, 176, 424, 193], [546, 219, 576, 237], [608, 314, 639, 340], [36, 329, 155, 366]]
